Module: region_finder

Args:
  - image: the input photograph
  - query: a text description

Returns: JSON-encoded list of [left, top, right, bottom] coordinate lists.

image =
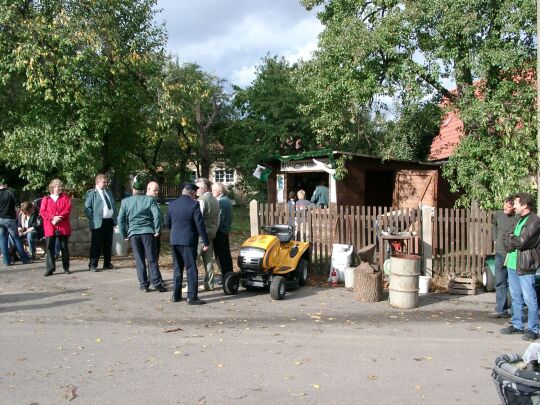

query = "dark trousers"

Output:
[[89, 218, 114, 268], [171, 245, 198, 301], [155, 236, 161, 257], [213, 230, 233, 275], [495, 252, 509, 314], [46, 235, 69, 274], [130, 234, 163, 288]]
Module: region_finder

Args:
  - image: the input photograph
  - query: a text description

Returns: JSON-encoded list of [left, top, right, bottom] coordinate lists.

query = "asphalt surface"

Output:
[[0, 258, 528, 404]]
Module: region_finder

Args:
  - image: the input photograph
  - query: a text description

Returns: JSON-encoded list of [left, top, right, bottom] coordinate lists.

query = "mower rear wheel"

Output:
[[270, 276, 286, 300], [296, 258, 308, 286], [223, 272, 239, 295]]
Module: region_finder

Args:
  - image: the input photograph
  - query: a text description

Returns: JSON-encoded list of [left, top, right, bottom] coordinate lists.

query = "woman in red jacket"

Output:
[[40, 179, 72, 276]]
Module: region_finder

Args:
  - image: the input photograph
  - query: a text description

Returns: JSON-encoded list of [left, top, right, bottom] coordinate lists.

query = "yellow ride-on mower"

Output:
[[223, 224, 310, 300]]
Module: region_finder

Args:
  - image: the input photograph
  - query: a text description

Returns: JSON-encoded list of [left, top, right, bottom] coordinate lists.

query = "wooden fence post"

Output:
[[421, 205, 433, 277], [249, 199, 260, 236]]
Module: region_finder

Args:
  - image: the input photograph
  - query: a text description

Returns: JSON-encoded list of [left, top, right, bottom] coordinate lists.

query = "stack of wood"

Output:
[[354, 244, 383, 302], [448, 277, 476, 295]]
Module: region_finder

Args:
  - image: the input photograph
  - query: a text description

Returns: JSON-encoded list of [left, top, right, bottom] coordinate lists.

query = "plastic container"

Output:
[[389, 253, 421, 309], [331, 244, 354, 282], [419, 275, 431, 294], [112, 227, 128, 256], [344, 267, 355, 289]]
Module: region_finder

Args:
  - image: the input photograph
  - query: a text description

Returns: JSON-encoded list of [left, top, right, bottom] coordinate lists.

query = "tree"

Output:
[[163, 61, 227, 179], [299, 0, 536, 206], [221, 56, 318, 195], [0, 0, 166, 194]]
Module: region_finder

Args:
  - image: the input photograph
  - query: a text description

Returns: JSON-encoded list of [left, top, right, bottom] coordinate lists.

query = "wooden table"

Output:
[[378, 235, 415, 268]]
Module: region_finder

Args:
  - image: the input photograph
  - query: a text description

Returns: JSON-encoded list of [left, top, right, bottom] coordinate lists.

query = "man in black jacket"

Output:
[[0, 179, 30, 266], [500, 192, 540, 341]]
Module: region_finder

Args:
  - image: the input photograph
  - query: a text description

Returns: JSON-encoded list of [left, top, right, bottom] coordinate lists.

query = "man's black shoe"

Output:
[[43, 272, 53, 277], [89, 266, 99, 272], [489, 312, 511, 319], [139, 286, 150, 292], [187, 298, 206, 305], [171, 295, 182, 302], [64, 269, 71, 274], [500, 325, 524, 335], [103, 264, 117, 270], [155, 285, 167, 293], [523, 331, 539, 341]]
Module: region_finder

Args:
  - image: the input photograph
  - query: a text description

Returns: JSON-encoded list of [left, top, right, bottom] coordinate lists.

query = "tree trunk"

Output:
[[354, 264, 383, 302]]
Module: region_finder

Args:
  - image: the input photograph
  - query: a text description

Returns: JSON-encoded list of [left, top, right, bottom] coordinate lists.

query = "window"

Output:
[[214, 170, 234, 183]]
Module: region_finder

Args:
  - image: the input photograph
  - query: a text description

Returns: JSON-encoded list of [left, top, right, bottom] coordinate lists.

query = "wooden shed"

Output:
[[266, 151, 458, 208]]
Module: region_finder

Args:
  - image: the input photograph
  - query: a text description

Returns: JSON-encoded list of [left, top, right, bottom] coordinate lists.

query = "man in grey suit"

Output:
[[165, 183, 209, 305], [84, 174, 118, 272]]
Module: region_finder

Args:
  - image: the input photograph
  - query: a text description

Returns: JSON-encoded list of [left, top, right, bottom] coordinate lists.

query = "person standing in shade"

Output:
[[118, 178, 166, 293], [211, 182, 233, 282], [85, 174, 118, 272], [165, 183, 209, 305], [0, 178, 30, 266], [146, 181, 162, 256], [40, 179, 71, 276], [195, 177, 219, 291], [310, 179, 329, 208], [17, 201, 40, 260], [489, 195, 518, 318], [501, 192, 540, 341]]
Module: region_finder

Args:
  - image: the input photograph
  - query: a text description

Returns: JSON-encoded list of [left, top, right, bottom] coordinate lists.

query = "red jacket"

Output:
[[40, 193, 72, 237]]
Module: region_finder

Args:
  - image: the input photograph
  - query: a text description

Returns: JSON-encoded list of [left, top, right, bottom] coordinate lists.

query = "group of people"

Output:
[[0, 175, 235, 306], [491, 192, 540, 341]]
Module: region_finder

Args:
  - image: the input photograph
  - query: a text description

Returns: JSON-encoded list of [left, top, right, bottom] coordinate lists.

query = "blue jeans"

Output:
[[0, 218, 30, 265], [25, 231, 37, 257], [508, 268, 539, 334], [494, 253, 509, 314]]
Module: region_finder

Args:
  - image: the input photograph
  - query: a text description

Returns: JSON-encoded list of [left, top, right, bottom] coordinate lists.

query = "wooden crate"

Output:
[[448, 277, 476, 295]]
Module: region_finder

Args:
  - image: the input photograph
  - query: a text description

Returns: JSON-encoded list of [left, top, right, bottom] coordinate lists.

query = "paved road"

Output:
[[0, 259, 526, 404]]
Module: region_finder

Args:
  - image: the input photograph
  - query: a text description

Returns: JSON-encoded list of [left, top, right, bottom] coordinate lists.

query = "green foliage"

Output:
[[221, 56, 317, 197], [299, 0, 537, 206], [0, 0, 166, 194]]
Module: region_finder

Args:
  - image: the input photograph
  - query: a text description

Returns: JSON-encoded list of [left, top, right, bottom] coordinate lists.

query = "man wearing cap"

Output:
[[165, 183, 209, 305], [0, 178, 30, 266], [195, 177, 220, 291], [84, 174, 118, 271], [118, 177, 166, 293]]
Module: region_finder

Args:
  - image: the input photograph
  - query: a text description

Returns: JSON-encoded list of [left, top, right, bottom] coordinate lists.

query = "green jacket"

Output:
[[118, 194, 162, 238], [310, 185, 329, 207]]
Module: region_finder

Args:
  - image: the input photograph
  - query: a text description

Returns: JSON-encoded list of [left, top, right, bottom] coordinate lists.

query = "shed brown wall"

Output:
[[393, 170, 437, 208]]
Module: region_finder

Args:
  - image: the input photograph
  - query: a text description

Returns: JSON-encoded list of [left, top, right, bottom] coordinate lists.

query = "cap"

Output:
[[182, 182, 199, 192], [132, 173, 147, 191]]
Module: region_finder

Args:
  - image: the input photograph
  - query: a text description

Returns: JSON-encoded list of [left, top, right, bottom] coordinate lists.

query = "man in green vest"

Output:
[[118, 177, 166, 293], [500, 192, 540, 341], [195, 177, 220, 291]]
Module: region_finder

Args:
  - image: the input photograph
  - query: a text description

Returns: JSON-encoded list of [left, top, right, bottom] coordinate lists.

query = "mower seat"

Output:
[[272, 224, 293, 243]]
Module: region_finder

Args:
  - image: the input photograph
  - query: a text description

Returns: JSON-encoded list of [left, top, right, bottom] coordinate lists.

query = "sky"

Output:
[[155, 0, 323, 89]]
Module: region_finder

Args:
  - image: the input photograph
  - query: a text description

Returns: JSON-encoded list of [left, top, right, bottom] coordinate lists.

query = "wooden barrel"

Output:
[[388, 253, 421, 309]]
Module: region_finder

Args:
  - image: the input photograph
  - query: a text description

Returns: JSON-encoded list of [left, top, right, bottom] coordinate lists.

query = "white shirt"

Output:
[[96, 188, 113, 219]]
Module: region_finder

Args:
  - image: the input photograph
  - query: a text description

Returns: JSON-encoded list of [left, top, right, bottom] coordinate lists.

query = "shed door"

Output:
[[393, 170, 437, 208]]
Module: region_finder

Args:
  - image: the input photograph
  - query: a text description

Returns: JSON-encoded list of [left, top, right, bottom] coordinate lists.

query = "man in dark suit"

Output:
[[165, 183, 210, 305], [84, 174, 118, 271]]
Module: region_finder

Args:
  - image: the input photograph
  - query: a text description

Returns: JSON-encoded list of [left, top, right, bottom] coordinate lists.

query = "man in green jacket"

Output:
[[118, 178, 166, 293]]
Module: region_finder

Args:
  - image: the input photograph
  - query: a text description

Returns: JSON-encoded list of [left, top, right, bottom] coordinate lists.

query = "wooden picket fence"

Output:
[[432, 204, 493, 278], [253, 202, 494, 279], [255, 203, 421, 274]]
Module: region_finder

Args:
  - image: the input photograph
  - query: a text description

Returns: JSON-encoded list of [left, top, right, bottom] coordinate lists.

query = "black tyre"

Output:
[[296, 258, 308, 287], [223, 272, 239, 295], [270, 276, 286, 300], [483, 264, 495, 292]]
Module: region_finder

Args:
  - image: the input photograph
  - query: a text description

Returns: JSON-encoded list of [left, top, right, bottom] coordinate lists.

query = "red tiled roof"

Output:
[[428, 110, 464, 161]]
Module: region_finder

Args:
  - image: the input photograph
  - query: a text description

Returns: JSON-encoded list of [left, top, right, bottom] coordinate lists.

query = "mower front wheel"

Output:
[[296, 258, 308, 287], [223, 272, 240, 295], [270, 276, 286, 300]]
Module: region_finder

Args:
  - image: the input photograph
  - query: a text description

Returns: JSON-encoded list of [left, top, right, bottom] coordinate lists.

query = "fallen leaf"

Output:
[[59, 384, 78, 401], [94, 338, 102, 343], [294, 361, 303, 365], [164, 328, 183, 333], [217, 364, 224, 368], [311, 384, 320, 389], [174, 351, 181, 355], [415, 384, 422, 390], [367, 375, 377, 380]]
